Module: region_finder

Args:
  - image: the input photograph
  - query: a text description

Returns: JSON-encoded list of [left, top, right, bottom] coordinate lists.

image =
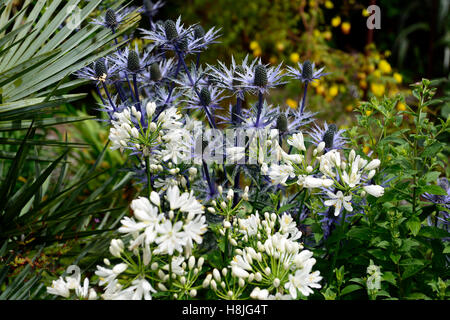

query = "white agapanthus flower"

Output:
[[324, 191, 353, 216]]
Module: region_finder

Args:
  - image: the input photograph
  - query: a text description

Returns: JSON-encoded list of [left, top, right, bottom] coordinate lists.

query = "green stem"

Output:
[[330, 210, 347, 279], [145, 157, 152, 197]]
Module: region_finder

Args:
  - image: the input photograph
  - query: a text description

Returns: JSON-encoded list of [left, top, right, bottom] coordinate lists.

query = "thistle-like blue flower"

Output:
[[235, 59, 286, 95], [286, 60, 329, 84], [309, 121, 348, 151], [91, 7, 136, 31]]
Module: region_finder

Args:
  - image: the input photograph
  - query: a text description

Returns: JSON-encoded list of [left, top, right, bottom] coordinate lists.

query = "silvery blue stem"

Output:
[[255, 91, 263, 127], [175, 48, 216, 128], [96, 83, 107, 106], [202, 160, 215, 196], [233, 95, 243, 125], [195, 52, 201, 69], [102, 82, 116, 112], [132, 74, 141, 110], [300, 81, 309, 115], [114, 82, 126, 102]]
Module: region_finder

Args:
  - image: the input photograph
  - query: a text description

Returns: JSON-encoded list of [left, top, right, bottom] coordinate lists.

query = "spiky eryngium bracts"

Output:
[[183, 85, 227, 113], [208, 55, 253, 99], [110, 45, 162, 75], [91, 6, 136, 31], [74, 57, 118, 84], [286, 60, 329, 84], [309, 121, 348, 152], [139, 17, 220, 55], [271, 106, 317, 134], [233, 58, 286, 95]]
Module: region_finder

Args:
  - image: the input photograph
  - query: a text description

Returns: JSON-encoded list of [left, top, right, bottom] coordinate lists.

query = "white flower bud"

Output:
[[189, 289, 197, 297], [198, 257, 204, 268], [158, 283, 167, 291], [306, 165, 313, 173], [150, 191, 160, 206], [180, 276, 186, 285], [239, 278, 245, 288], [146, 101, 156, 117], [363, 185, 384, 197], [273, 278, 280, 288], [227, 189, 234, 200], [149, 122, 157, 132], [365, 159, 380, 171], [103, 258, 110, 266], [218, 186, 223, 195], [188, 256, 195, 270], [255, 272, 262, 282], [151, 262, 158, 270], [109, 239, 124, 258], [317, 142, 326, 153], [213, 269, 221, 282], [130, 127, 139, 138], [367, 169, 376, 180], [112, 263, 128, 274], [188, 167, 197, 176]]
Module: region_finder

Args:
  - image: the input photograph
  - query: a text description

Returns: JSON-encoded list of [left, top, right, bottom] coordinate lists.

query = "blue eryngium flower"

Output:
[[309, 121, 348, 152], [110, 45, 161, 75], [234, 58, 286, 95], [286, 60, 329, 83], [91, 7, 136, 31], [424, 178, 450, 237]]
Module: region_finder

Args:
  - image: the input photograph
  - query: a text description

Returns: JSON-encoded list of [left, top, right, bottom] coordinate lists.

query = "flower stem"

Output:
[[330, 210, 347, 279], [102, 82, 116, 112], [145, 156, 152, 197], [300, 82, 309, 115], [255, 91, 263, 126]]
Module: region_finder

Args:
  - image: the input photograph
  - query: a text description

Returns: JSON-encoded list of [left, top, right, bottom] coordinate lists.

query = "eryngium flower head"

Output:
[[92, 7, 135, 31], [200, 87, 211, 106], [309, 121, 347, 152], [194, 25, 205, 40], [277, 114, 288, 133], [150, 63, 162, 81], [234, 57, 286, 94], [301, 60, 313, 80], [105, 9, 117, 29], [287, 60, 329, 83], [254, 64, 268, 87], [164, 19, 178, 40], [95, 58, 108, 79], [127, 50, 141, 72], [323, 124, 337, 149]]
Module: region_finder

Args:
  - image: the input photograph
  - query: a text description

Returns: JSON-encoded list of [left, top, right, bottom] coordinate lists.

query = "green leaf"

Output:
[[406, 217, 422, 236], [340, 284, 363, 296], [420, 185, 446, 196], [419, 226, 450, 239]]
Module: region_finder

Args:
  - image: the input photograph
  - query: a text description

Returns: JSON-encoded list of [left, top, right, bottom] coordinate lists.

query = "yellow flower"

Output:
[[373, 70, 381, 78], [341, 22, 351, 34], [384, 50, 391, 57], [363, 146, 370, 154], [329, 85, 339, 97], [250, 41, 260, 50], [397, 102, 407, 111], [359, 79, 367, 89], [331, 16, 341, 27], [345, 105, 353, 112], [371, 83, 385, 96], [253, 48, 262, 57], [269, 56, 278, 64], [313, 29, 321, 38], [276, 42, 285, 52], [290, 52, 300, 64], [378, 59, 392, 74], [286, 98, 297, 109], [362, 8, 370, 17], [310, 80, 320, 88], [393, 72, 403, 83], [365, 110, 372, 116], [325, 0, 334, 9], [323, 30, 332, 40], [309, 0, 316, 7], [316, 85, 325, 95]]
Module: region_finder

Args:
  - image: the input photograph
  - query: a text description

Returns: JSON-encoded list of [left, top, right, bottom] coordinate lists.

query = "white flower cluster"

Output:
[[47, 186, 208, 300], [204, 211, 322, 300], [46, 265, 96, 300], [366, 260, 382, 291], [319, 149, 384, 216]]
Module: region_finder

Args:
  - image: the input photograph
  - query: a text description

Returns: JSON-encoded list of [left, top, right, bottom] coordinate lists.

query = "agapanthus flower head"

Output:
[[287, 60, 329, 83], [92, 6, 136, 31], [235, 59, 286, 94], [309, 121, 347, 152]]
